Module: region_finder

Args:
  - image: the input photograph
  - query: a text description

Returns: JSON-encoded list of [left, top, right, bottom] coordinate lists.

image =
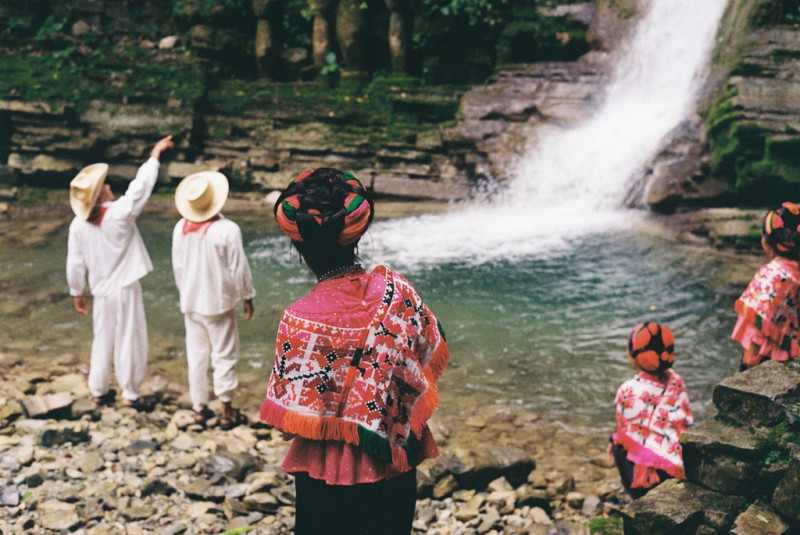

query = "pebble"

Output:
[[0, 366, 629, 534]]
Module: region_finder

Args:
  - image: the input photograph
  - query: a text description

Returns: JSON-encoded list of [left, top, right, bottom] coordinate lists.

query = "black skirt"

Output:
[[294, 468, 418, 535]]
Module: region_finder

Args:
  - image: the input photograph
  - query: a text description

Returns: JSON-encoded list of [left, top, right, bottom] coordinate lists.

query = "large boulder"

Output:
[[621, 479, 746, 535]]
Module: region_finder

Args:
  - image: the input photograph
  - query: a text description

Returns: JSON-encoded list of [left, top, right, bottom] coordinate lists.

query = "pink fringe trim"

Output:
[[612, 431, 685, 480]]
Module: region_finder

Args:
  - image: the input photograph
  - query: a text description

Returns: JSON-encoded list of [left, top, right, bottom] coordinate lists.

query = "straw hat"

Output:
[[175, 171, 229, 222], [70, 163, 109, 220]]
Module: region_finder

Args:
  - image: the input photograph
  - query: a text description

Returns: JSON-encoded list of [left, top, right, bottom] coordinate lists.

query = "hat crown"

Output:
[[69, 163, 109, 219], [175, 171, 229, 223], [185, 176, 213, 209]]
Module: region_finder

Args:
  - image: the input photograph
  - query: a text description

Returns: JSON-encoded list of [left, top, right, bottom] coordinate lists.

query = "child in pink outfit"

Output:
[[731, 202, 800, 371], [608, 322, 693, 499]]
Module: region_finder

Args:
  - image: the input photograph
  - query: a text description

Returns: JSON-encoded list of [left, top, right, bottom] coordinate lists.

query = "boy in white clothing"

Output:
[[171, 171, 255, 429], [67, 135, 174, 411]]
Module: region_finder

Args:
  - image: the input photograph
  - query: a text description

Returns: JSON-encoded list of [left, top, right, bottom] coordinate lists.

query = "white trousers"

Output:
[[88, 281, 148, 402], [184, 309, 240, 412]]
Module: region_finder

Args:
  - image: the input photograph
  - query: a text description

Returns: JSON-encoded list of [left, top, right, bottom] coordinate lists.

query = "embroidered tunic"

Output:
[[732, 256, 800, 364], [612, 369, 693, 487], [261, 265, 449, 477]]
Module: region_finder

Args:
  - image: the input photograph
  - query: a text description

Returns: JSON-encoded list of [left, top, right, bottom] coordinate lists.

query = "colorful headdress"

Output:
[[274, 168, 373, 247], [628, 322, 675, 374], [763, 202, 800, 258]]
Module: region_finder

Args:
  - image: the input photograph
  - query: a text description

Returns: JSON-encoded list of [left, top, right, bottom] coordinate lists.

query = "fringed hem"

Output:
[[261, 398, 406, 466], [734, 299, 797, 356], [410, 340, 449, 437], [612, 431, 685, 480], [260, 398, 361, 445]]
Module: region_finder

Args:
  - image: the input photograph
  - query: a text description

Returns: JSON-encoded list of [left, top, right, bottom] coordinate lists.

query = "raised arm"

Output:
[[124, 135, 175, 219]]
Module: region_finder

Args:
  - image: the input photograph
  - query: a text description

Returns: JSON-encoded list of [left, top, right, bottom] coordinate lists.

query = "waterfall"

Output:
[[368, 0, 729, 269]]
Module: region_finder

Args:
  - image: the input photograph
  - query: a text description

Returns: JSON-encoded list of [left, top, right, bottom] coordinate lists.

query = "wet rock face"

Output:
[[624, 360, 800, 534]]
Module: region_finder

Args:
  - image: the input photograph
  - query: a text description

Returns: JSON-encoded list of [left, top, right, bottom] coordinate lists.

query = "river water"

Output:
[[1, 0, 738, 433], [0, 214, 754, 431]]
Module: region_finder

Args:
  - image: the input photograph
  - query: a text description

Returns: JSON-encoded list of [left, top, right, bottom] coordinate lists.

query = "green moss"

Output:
[[0, 46, 205, 113], [770, 48, 800, 62], [704, 81, 800, 203], [203, 74, 463, 151], [753, 421, 800, 467], [606, 0, 638, 19], [587, 517, 623, 535], [496, 17, 589, 65], [16, 187, 51, 207], [729, 61, 768, 77]]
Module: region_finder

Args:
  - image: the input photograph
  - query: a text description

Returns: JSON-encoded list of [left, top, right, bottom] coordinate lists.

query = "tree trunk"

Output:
[[385, 0, 410, 73], [253, 0, 280, 78], [310, 0, 338, 70]]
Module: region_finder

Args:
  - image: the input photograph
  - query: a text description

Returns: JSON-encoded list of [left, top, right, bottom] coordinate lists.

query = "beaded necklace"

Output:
[[316, 263, 362, 283]]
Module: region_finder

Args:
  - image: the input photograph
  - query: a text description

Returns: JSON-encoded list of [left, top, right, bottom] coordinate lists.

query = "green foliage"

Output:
[[496, 16, 589, 65], [321, 52, 342, 79], [783, 0, 800, 22], [283, 0, 313, 49], [35, 14, 66, 40], [587, 517, 623, 535], [418, 0, 508, 26], [222, 527, 252, 535], [414, 0, 586, 83], [17, 187, 51, 207], [753, 421, 800, 467], [172, 0, 251, 22], [0, 45, 205, 112]]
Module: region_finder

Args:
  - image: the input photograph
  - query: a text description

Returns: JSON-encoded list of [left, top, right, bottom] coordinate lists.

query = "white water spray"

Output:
[[369, 0, 728, 270]]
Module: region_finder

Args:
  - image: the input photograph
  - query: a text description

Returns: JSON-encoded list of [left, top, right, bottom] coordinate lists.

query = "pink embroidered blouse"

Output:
[[612, 369, 693, 485], [277, 267, 440, 485], [731, 256, 800, 366]]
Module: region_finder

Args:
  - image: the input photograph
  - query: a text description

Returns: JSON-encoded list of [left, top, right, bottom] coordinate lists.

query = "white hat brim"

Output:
[[175, 171, 229, 223], [70, 163, 109, 220]]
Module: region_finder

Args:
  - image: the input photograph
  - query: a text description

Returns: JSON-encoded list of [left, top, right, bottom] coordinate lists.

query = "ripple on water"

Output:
[[2, 218, 748, 430]]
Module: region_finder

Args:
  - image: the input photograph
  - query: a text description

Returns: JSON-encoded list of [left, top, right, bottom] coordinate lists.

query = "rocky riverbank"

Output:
[[0, 351, 628, 535]]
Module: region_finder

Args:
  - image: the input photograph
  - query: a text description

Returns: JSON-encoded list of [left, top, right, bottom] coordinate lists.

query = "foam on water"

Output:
[[367, 0, 728, 271]]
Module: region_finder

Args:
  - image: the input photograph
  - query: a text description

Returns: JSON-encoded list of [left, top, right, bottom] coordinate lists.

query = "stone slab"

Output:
[[621, 479, 746, 535], [712, 360, 800, 428], [730, 502, 791, 535]]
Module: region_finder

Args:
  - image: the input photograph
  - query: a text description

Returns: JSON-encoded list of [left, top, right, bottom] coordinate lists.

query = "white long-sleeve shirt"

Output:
[[66, 158, 159, 298], [171, 215, 256, 316]]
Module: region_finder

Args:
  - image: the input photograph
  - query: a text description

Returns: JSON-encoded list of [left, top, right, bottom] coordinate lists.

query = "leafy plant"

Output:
[[35, 15, 66, 40], [321, 52, 342, 87], [587, 517, 623, 535]]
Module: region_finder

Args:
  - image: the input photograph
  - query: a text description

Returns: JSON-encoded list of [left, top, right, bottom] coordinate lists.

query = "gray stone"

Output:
[[71, 20, 90, 37], [431, 444, 536, 491], [730, 502, 791, 535], [242, 492, 280, 513], [433, 473, 458, 499], [37, 420, 90, 447], [712, 360, 800, 428], [80, 451, 105, 473], [772, 445, 800, 521], [120, 505, 156, 521], [159, 36, 179, 50], [20, 391, 73, 418], [621, 479, 746, 535], [681, 418, 763, 496], [38, 500, 82, 531], [0, 484, 19, 506], [202, 449, 257, 481]]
